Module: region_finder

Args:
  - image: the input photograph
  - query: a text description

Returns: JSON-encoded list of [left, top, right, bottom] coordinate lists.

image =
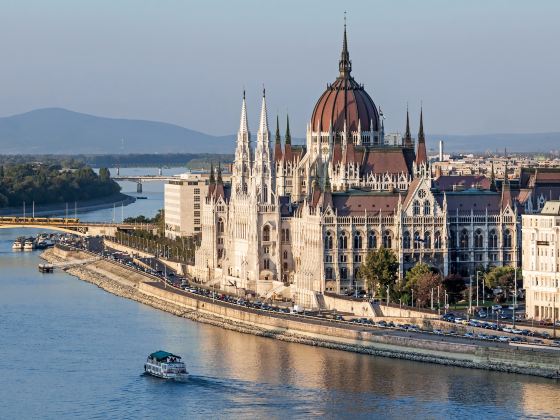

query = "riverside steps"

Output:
[[42, 245, 560, 379]]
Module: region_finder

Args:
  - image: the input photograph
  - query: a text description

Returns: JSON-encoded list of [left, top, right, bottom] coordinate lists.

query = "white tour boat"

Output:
[[23, 238, 35, 250], [12, 238, 24, 250], [144, 351, 188, 380]]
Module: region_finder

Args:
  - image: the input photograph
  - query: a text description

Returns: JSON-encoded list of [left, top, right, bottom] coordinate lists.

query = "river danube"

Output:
[[1, 169, 559, 419]]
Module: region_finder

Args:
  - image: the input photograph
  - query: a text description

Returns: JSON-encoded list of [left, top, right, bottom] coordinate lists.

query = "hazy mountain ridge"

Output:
[[0, 108, 558, 154]]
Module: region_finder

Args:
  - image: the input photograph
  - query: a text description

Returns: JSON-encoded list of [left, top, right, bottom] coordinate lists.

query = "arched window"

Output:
[[339, 232, 348, 249], [424, 200, 431, 215], [434, 231, 441, 249], [263, 258, 270, 270], [460, 229, 469, 249], [262, 184, 268, 202], [504, 230, 512, 248], [283, 250, 288, 260], [340, 267, 347, 280], [413, 231, 421, 249], [383, 230, 392, 248], [489, 230, 498, 248], [263, 225, 270, 242], [218, 218, 225, 234], [368, 231, 377, 249], [474, 229, 484, 248], [450, 229, 457, 247], [403, 231, 411, 249], [218, 249, 224, 259], [424, 231, 432, 248], [354, 232, 363, 249], [325, 231, 333, 249], [413, 200, 420, 216], [326, 267, 333, 279]]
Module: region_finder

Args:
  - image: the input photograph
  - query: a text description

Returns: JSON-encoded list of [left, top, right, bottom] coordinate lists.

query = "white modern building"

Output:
[[522, 201, 560, 321]]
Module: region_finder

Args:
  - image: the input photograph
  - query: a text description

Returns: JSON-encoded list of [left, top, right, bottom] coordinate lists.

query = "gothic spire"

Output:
[[285, 114, 291, 145], [404, 104, 412, 147], [490, 161, 497, 191], [274, 115, 283, 162], [258, 87, 269, 135], [275, 115, 281, 144], [339, 16, 352, 77], [416, 106, 427, 165], [216, 162, 223, 184], [239, 90, 249, 135], [209, 162, 215, 184]]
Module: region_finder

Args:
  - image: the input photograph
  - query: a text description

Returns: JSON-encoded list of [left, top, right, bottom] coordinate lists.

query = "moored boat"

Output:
[[144, 351, 188, 380], [12, 238, 24, 250], [23, 238, 35, 250]]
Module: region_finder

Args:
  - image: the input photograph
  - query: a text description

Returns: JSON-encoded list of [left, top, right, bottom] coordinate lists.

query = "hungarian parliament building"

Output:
[[190, 27, 560, 307]]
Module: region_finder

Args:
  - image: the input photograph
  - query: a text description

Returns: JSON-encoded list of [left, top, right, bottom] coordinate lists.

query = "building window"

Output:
[[413, 200, 420, 216], [489, 230, 498, 248], [194, 188, 200, 194], [263, 259, 270, 270], [263, 246, 270, 254], [326, 267, 333, 279], [424, 200, 431, 215], [283, 262, 288, 270], [340, 267, 347, 280], [194, 219, 200, 225], [475, 229, 484, 248], [325, 232, 333, 249], [354, 232, 363, 249], [340, 254, 347, 263], [383, 230, 392, 248], [282, 228, 290, 243], [354, 254, 362, 263], [194, 211, 200, 217], [460, 229, 469, 249], [218, 218, 225, 234], [194, 196, 200, 202], [263, 225, 270, 242], [424, 231, 432, 248], [368, 231, 377, 249], [434, 232, 441, 249], [283, 250, 288, 260], [194, 203, 200, 210], [339, 232, 348, 249], [325, 255, 333, 263], [403, 231, 411, 249], [413, 231, 421, 249], [503, 229, 512, 248]]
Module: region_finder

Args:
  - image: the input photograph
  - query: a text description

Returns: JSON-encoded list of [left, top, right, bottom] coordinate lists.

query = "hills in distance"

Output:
[[0, 107, 558, 155]]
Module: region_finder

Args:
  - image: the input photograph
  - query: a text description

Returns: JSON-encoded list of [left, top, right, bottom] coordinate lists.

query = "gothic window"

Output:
[[283, 262, 288, 270], [340, 267, 348, 280], [218, 218, 225, 234], [504, 229, 512, 248], [460, 229, 469, 249], [218, 249, 223, 259], [474, 229, 484, 248], [283, 250, 288, 260], [383, 230, 392, 248], [434, 231, 441, 249], [413, 200, 420, 216], [283, 228, 290, 242], [263, 225, 271, 242], [339, 232, 348, 249], [326, 267, 333, 279], [424, 200, 431, 215], [413, 231, 422, 249], [489, 230, 498, 248], [354, 232, 363, 249], [262, 184, 268, 201], [424, 231, 432, 248], [368, 231, 377, 249], [325, 232, 333, 249], [263, 258, 270, 270], [403, 231, 411, 249]]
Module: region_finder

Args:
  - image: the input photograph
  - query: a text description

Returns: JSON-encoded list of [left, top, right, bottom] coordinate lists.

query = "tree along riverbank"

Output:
[[41, 247, 560, 379], [0, 192, 135, 217]]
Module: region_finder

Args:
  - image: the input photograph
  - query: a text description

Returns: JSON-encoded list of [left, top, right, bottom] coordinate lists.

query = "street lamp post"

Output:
[[437, 285, 441, 316], [513, 269, 517, 328], [468, 275, 472, 321], [476, 271, 480, 308]]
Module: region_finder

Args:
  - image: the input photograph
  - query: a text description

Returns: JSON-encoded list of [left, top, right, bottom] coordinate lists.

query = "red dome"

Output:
[[311, 26, 379, 133]]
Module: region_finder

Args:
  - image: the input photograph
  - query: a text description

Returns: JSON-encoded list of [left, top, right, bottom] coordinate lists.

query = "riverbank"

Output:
[[0, 193, 135, 217], [41, 247, 560, 379]]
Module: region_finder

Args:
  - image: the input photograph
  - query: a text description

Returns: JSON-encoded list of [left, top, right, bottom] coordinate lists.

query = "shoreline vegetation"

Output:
[[0, 161, 120, 207]]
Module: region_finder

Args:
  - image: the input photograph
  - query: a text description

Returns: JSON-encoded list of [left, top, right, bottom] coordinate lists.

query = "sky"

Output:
[[1, 0, 559, 137]]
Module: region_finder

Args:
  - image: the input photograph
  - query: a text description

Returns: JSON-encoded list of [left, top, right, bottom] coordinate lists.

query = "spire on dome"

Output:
[[339, 14, 352, 77]]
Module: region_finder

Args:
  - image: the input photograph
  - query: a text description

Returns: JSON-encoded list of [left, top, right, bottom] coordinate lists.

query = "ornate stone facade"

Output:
[[191, 27, 552, 308]]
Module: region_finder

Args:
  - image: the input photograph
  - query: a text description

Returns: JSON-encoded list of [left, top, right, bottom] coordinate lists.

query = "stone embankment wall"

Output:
[[43, 247, 560, 379]]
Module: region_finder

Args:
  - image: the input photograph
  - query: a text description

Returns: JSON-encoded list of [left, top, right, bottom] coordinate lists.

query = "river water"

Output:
[[1, 168, 559, 419]]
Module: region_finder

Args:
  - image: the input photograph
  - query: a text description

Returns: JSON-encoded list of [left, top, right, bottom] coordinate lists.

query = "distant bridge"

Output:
[[112, 175, 179, 192], [0, 216, 157, 236]]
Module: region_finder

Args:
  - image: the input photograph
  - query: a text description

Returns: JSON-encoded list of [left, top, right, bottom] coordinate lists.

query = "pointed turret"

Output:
[[490, 161, 497, 191], [214, 163, 225, 199], [404, 105, 413, 147], [254, 87, 274, 203], [284, 114, 293, 162], [232, 91, 252, 195], [207, 162, 216, 198], [258, 87, 269, 135], [501, 163, 512, 210], [416, 106, 427, 165], [274, 115, 283, 162]]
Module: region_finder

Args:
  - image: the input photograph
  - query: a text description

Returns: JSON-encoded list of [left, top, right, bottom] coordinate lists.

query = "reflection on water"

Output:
[[1, 171, 559, 418]]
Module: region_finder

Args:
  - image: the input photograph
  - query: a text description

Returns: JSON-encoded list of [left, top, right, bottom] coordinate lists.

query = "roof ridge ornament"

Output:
[[339, 13, 352, 77]]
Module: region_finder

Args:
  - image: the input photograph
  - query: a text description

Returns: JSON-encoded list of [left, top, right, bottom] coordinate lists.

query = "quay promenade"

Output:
[[41, 244, 560, 379]]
